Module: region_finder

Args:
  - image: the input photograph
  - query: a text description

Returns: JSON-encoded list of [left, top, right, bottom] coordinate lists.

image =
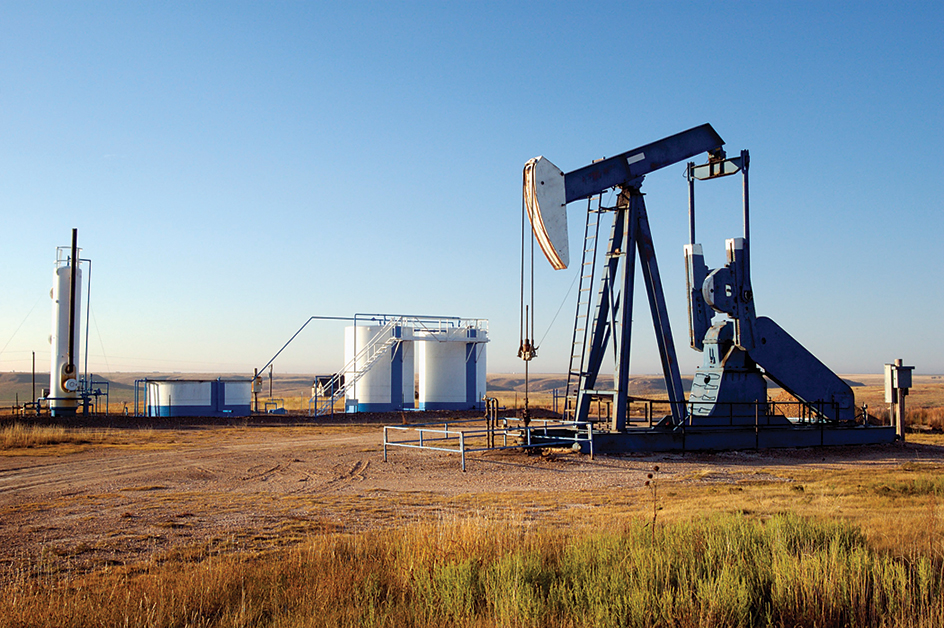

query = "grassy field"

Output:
[[0, 422, 118, 449], [0, 422, 169, 456], [2, 431, 943, 626], [4, 502, 943, 626], [3, 372, 943, 626]]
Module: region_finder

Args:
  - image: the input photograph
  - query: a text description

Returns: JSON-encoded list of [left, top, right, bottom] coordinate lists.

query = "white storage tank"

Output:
[[344, 324, 414, 412], [417, 327, 487, 410], [49, 255, 82, 417], [146, 379, 251, 417]]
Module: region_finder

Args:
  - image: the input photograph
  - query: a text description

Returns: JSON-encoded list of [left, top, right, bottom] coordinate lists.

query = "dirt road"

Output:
[[2, 422, 942, 579]]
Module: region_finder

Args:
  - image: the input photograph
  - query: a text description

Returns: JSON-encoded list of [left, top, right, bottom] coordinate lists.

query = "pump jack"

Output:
[[522, 124, 894, 451]]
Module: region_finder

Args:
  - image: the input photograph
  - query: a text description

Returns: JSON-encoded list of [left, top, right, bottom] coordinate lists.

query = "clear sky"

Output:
[[2, 2, 942, 379]]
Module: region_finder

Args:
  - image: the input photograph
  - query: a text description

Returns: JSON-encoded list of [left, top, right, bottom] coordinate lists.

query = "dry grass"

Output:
[[850, 378, 944, 430], [908, 407, 944, 430], [4, 442, 944, 626], [0, 422, 163, 454], [0, 423, 112, 449], [3, 512, 942, 627], [1, 378, 941, 626]]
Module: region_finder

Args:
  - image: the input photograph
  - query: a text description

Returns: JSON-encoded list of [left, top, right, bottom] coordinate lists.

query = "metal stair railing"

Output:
[[311, 317, 403, 416], [563, 196, 602, 420]]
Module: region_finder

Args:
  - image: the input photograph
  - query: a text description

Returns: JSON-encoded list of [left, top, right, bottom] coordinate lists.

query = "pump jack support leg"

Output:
[[575, 208, 625, 425], [612, 194, 637, 431], [632, 190, 688, 425]]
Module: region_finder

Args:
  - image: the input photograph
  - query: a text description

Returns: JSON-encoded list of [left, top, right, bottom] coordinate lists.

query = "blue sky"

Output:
[[1, 2, 942, 378]]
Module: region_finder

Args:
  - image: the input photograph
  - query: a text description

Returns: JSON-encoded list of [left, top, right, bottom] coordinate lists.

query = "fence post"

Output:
[[755, 402, 759, 449]]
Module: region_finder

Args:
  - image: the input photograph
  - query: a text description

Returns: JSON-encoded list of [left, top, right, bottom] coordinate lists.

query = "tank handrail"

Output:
[[311, 317, 405, 416], [257, 314, 487, 378], [414, 328, 489, 344], [354, 313, 487, 333]]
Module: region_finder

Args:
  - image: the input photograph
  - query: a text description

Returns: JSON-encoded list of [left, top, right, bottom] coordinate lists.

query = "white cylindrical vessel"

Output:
[[49, 262, 82, 416], [147, 381, 211, 417], [417, 327, 487, 410], [146, 379, 251, 417], [344, 324, 414, 412]]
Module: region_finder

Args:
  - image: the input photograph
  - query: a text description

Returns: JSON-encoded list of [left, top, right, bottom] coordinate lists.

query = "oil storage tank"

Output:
[[417, 327, 487, 410], [146, 379, 251, 417], [344, 324, 414, 412]]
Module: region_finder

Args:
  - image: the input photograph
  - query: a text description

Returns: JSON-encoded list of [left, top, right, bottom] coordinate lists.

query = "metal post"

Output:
[[252, 368, 258, 413], [741, 149, 750, 254], [487, 407, 493, 449], [895, 358, 906, 440], [634, 194, 687, 424], [820, 409, 824, 446], [83, 259, 92, 390], [687, 162, 696, 245], [383, 427, 388, 462], [67, 229, 78, 380], [460, 432, 466, 472], [613, 191, 638, 430], [755, 402, 759, 449]]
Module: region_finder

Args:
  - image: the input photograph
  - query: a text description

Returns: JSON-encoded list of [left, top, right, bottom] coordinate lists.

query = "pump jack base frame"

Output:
[[560, 423, 897, 454]]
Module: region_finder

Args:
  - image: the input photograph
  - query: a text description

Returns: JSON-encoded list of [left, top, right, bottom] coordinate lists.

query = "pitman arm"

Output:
[[684, 243, 711, 351]]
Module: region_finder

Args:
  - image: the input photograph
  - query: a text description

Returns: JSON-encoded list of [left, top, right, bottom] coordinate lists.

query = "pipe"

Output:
[[687, 161, 696, 245], [83, 258, 92, 390], [255, 315, 356, 374], [741, 149, 750, 265], [66, 229, 78, 379]]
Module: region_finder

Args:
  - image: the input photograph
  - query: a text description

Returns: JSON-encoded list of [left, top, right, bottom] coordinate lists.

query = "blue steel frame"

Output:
[[566, 125, 726, 431], [685, 151, 856, 424]]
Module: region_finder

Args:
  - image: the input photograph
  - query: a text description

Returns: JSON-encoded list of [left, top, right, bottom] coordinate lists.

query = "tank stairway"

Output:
[[563, 196, 602, 420], [310, 317, 403, 416]]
